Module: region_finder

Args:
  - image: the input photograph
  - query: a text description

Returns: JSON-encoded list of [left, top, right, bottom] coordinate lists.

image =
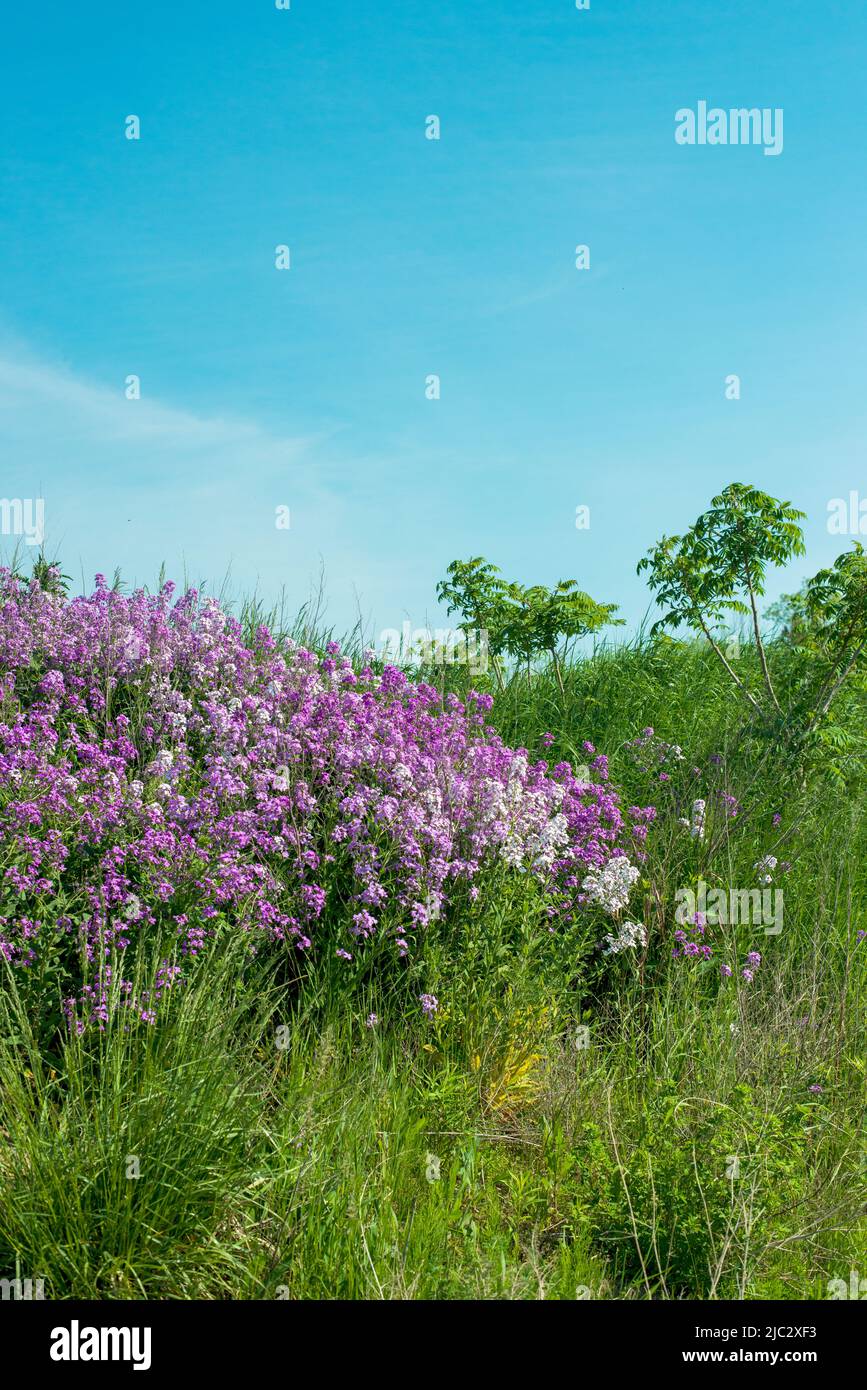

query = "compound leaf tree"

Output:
[[437, 560, 620, 692], [435, 557, 512, 688], [797, 543, 867, 731], [500, 580, 621, 692], [638, 483, 806, 718]]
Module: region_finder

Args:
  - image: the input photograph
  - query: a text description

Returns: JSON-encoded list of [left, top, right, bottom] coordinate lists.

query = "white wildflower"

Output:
[[601, 919, 647, 955], [754, 854, 777, 885], [582, 854, 640, 916]]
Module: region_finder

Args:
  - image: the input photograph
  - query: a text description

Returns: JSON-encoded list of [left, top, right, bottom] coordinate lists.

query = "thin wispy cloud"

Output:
[[0, 349, 317, 465], [0, 343, 438, 631]]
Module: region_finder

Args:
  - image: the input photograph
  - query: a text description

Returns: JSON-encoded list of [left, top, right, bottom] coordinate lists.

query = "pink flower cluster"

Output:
[[0, 572, 650, 1031]]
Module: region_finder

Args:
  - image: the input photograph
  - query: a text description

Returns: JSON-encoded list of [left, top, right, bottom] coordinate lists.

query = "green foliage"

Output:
[[638, 482, 806, 635], [498, 579, 621, 691], [575, 1089, 811, 1297], [637, 483, 867, 740], [3, 630, 863, 1301], [2, 515, 866, 1300], [437, 557, 620, 690], [7, 553, 71, 597], [435, 557, 510, 649]]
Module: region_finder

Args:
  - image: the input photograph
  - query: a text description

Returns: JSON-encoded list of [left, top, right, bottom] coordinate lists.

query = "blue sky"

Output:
[[1, 0, 865, 642]]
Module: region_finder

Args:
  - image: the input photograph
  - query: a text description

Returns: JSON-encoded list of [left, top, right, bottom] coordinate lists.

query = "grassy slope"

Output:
[[1, 637, 865, 1300]]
